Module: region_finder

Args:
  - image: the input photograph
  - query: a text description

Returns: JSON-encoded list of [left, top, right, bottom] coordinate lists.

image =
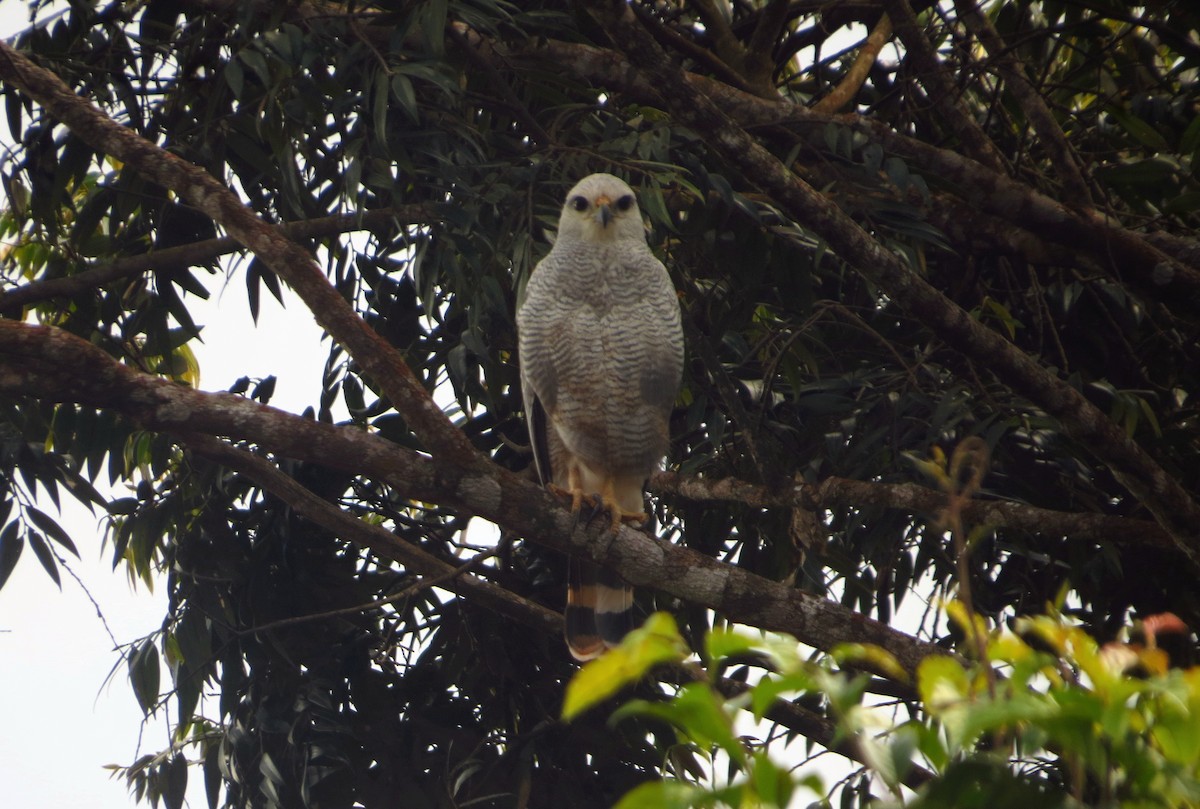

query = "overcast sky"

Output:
[[2, 281, 328, 808]]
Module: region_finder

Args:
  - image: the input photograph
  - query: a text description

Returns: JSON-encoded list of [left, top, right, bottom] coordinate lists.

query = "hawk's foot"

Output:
[[547, 481, 647, 534], [609, 507, 649, 534], [547, 482, 597, 517]]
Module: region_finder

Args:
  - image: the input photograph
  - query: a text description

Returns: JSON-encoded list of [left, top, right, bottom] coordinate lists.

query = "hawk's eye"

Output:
[[615, 194, 634, 212], [570, 196, 589, 212]]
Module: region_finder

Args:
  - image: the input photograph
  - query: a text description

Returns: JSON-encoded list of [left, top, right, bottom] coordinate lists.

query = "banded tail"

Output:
[[565, 558, 634, 661]]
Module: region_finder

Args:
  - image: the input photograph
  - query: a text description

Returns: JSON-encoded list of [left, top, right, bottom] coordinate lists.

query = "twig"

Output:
[[812, 13, 893, 113], [578, 0, 1200, 567], [179, 432, 563, 637], [0, 39, 481, 466], [881, 0, 1007, 172]]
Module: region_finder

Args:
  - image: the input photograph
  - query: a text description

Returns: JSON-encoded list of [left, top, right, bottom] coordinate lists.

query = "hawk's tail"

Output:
[[565, 558, 633, 661]]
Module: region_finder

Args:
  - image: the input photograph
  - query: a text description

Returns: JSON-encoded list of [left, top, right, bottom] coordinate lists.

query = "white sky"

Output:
[[2, 284, 328, 808]]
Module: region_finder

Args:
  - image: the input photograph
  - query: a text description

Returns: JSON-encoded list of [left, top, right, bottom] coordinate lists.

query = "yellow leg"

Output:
[[548, 465, 646, 533], [548, 464, 597, 516], [598, 478, 648, 534]]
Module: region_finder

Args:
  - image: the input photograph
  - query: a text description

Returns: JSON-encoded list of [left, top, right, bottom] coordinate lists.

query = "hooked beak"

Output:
[[594, 194, 613, 228]]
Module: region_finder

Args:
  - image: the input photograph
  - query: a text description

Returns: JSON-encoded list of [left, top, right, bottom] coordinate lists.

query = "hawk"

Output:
[[518, 173, 684, 661]]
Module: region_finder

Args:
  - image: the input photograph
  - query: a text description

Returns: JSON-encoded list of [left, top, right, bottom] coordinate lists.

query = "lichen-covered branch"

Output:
[[0, 319, 945, 679]]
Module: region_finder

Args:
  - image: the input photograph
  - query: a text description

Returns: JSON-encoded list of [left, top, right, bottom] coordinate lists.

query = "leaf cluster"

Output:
[[567, 608, 1200, 808]]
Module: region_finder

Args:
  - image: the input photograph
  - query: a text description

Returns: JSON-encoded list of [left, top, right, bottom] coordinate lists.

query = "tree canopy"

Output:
[[2, 0, 1199, 806]]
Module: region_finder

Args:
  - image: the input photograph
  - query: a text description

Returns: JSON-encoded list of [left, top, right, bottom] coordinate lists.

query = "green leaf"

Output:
[[614, 682, 747, 766], [1106, 105, 1171, 151], [749, 671, 817, 720], [0, 522, 24, 591], [223, 58, 244, 98], [884, 156, 910, 190], [831, 643, 909, 683], [750, 750, 793, 807], [917, 655, 970, 714], [704, 627, 761, 668], [129, 641, 161, 715], [391, 74, 418, 123], [1163, 191, 1200, 215], [26, 531, 60, 589], [238, 48, 271, 88], [163, 753, 188, 809], [27, 506, 79, 558], [614, 779, 708, 809], [562, 612, 688, 720]]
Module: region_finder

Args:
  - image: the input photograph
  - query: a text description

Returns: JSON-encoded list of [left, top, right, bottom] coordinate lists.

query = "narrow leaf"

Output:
[[27, 507, 79, 558], [26, 531, 60, 588], [0, 522, 24, 591]]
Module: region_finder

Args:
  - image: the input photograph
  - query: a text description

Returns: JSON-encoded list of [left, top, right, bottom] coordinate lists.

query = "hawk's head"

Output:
[[557, 173, 645, 244]]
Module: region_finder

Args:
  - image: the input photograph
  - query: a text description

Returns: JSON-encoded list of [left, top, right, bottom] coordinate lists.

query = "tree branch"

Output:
[[181, 432, 563, 637], [811, 12, 893, 113], [0, 318, 948, 680], [189, 432, 932, 781], [577, 0, 1200, 566], [649, 471, 1174, 551], [494, 33, 1200, 310]]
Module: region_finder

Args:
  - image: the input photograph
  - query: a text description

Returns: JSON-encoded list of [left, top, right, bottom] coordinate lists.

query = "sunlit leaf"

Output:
[[562, 612, 689, 721]]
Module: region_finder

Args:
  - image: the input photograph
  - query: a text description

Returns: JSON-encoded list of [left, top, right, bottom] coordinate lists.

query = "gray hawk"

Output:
[[517, 173, 684, 660]]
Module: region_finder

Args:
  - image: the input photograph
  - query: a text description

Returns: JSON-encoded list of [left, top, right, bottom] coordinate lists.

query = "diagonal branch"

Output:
[[881, 0, 1008, 172], [811, 12, 893, 113], [0, 318, 947, 680], [181, 432, 562, 637], [0, 40, 479, 467], [491, 33, 1200, 308], [578, 0, 1200, 566], [190, 429, 932, 781]]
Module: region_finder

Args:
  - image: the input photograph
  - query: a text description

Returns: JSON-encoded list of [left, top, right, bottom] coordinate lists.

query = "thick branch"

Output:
[[0, 319, 946, 679], [194, 432, 933, 779], [0, 207, 437, 314], [742, 0, 790, 93], [691, 0, 750, 78], [578, 0, 1200, 565], [0, 41, 479, 467]]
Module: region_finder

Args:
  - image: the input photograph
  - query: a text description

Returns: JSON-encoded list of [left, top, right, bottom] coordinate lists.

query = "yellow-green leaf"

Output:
[[562, 612, 688, 721]]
